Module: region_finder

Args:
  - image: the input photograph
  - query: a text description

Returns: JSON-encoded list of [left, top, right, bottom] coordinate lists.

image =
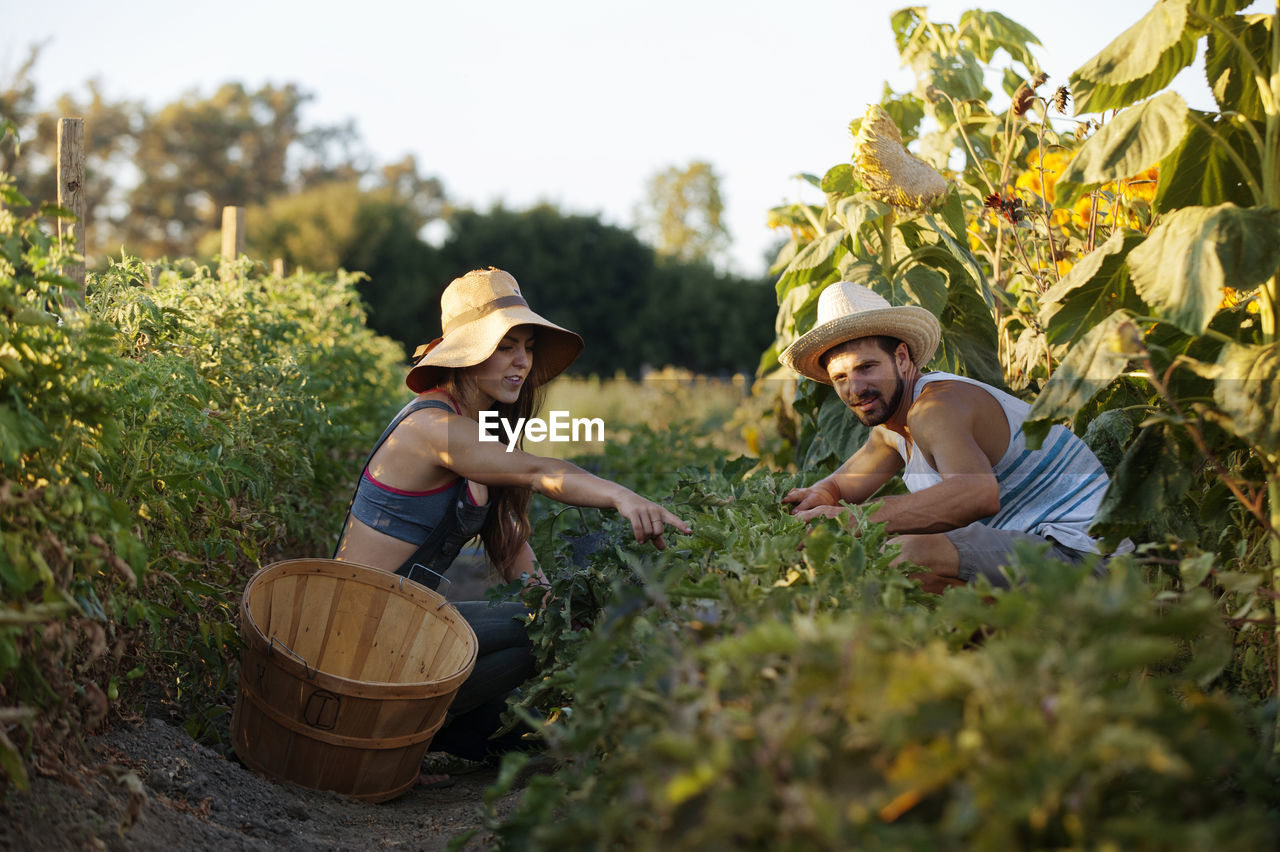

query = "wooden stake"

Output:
[[220, 205, 245, 281], [57, 118, 86, 303]]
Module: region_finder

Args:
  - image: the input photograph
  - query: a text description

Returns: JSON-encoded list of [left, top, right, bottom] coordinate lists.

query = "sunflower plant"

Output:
[[1022, 0, 1280, 745], [762, 8, 1079, 469]]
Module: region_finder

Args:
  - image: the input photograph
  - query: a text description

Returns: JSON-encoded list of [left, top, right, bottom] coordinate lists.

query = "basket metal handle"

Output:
[[398, 563, 452, 609], [268, 635, 316, 679]]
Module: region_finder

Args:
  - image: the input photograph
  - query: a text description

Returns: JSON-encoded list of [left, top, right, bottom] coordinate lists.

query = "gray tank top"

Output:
[[347, 398, 490, 572]]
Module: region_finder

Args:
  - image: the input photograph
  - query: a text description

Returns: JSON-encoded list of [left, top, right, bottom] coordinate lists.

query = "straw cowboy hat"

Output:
[[406, 268, 584, 393], [779, 281, 942, 384]]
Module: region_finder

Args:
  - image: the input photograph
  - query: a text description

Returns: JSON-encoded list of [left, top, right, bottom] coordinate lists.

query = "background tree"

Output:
[[3, 48, 143, 260], [126, 82, 323, 257], [216, 167, 446, 352], [0, 45, 41, 177], [434, 204, 772, 376], [1, 59, 386, 262], [635, 160, 731, 265]]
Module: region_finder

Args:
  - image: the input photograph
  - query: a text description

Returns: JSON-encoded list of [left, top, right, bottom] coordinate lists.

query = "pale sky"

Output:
[[6, 0, 1222, 276]]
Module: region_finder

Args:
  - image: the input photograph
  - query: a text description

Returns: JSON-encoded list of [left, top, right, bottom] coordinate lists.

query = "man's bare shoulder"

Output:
[[907, 379, 1005, 437], [909, 378, 989, 413]]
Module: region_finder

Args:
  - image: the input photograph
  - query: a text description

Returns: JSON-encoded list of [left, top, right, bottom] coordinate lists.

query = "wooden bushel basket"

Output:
[[231, 558, 477, 802]]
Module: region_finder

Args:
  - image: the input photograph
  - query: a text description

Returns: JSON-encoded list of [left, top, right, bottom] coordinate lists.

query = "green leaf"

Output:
[[777, 280, 823, 340], [840, 258, 890, 292], [1215, 570, 1263, 595], [957, 10, 1042, 73], [1054, 91, 1188, 208], [0, 185, 30, 207], [1098, 636, 1181, 672], [1213, 341, 1280, 453], [890, 7, 928, 57], [938, 187, 966, 242], [1039, 231, 1149, 345], [1127, 203, 1280, 335], [801, 522, 839, 572], [921, 213, 993, 311], [1092, 423, 1194, 548], [820, 164, 859, 196], [833, 194, 892, 238], [880, 88, 925, 145], [1180, 552, 1214, 587], [785, 229, 848, 274], [896, 265, 948, 316], [756, 340, 783, 377], [1205, 13, 1272, 122], [1191, 0, 1261, 16], [1071, 1, 1200, 114], [1154, 112, 1262, 212], [935, 269, 1004, 386], [1026, 311, 1139, 447], [798, 383, 870, 470], [0, 727, 29, 792], [1001, 67, 1025, 99], [915, 49, 987, 103], [1081, 408, 1136, 474]]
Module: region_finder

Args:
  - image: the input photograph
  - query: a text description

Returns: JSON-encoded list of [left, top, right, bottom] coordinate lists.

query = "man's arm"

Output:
[[783, 428, 904, 513], [862, 385, 1000, 534]]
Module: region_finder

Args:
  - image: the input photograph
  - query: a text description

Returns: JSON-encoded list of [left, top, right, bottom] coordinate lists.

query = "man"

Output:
[[779, 281, 1117, 592]]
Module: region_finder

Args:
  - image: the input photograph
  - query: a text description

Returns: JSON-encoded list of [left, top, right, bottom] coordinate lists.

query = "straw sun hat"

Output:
[[779, 282, 942, 384], [406, 268, 584, 393]]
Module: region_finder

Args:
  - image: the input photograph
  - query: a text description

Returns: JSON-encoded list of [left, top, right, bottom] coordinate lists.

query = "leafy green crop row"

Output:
[[480, 460, 1279, 850], [0, 172, 406, 787]]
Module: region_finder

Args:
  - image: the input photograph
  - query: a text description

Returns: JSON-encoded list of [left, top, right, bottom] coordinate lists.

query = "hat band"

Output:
[[442, 295, 529, 335]]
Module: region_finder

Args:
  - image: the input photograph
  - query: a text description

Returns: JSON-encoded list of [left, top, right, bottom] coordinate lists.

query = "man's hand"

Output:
[[782, 481, 841, 514], [792, 504, 851, 525]]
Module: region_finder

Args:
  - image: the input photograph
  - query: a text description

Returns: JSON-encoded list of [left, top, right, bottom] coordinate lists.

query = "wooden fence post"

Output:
[[57, 118, 86, 304], [220, 205, 245, 281]]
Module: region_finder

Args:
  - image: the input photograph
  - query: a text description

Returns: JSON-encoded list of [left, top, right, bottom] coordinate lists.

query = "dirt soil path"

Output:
[[0, 717, 534, 850], [1, 553, 538, 851]]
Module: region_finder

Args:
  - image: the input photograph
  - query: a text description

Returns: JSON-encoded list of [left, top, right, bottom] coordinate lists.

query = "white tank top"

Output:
[[880, 372, 1111, 553]]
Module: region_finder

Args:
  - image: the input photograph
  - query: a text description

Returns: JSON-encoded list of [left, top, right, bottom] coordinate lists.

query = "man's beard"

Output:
[[850, 375, 905, 426]]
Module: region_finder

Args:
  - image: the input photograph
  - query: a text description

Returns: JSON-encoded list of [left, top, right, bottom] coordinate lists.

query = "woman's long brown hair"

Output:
[[439, 368, 545, 577]]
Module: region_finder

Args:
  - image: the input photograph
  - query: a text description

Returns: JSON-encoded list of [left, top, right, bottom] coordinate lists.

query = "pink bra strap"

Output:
[[423, 387, 462, 414]]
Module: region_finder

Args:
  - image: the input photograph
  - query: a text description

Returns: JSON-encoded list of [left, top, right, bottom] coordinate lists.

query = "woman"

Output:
[[334, 267, 689, 774]]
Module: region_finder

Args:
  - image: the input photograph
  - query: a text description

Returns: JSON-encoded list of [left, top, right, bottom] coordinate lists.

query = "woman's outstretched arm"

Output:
[[397, 407, 691, 549]]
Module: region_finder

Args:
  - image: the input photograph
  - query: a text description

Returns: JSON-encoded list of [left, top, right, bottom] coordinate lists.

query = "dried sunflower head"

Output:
[[851, 104, 949, 210], [1012, 86, 1037, 116], [1052, 86, 1071, 114], [983, 193, 1027, 224]]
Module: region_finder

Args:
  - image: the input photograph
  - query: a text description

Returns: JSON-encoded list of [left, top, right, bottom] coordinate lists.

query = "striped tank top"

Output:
[[881, 372, 1111, 553]]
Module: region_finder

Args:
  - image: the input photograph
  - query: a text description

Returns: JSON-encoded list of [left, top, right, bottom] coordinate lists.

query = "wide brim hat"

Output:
[[406, 267, 584, 393], [779, 281, 942, 384]]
